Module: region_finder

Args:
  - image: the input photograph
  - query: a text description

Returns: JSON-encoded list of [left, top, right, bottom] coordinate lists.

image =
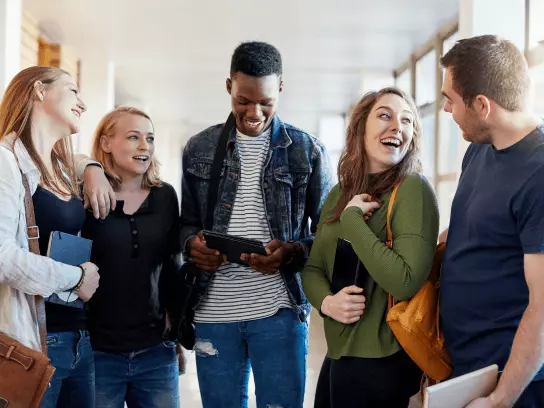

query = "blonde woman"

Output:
[[0, 66, 100, 408], [81, 107, 181, 408]]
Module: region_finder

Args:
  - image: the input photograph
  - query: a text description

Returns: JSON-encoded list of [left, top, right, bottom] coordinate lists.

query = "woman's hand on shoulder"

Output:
[[345, 194, 381, 220], [83, 166, 116, 219]]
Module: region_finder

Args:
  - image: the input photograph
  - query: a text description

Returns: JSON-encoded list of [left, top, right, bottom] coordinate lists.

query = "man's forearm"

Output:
[[491, 304, 544, 407]]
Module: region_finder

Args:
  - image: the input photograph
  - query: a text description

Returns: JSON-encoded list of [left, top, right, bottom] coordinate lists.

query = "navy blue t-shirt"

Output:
[[441, 125, 544, 382]]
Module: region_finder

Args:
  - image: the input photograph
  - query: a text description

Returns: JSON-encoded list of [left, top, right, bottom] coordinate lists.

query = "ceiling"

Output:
[[23, 0, 459, 134]]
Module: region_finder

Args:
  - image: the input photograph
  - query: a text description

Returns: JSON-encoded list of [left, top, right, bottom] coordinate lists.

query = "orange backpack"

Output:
[[385, 183, 452, 382]]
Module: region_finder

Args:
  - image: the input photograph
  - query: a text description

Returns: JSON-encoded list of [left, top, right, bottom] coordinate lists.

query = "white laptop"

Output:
[[423, 364, 499, 408]]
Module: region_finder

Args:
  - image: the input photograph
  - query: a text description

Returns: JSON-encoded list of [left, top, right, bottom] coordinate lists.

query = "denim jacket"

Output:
[[180, 115, 333, 321]]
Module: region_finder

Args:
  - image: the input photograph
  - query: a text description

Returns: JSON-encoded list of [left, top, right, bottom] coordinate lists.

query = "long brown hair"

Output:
[[327, 87, 422, 224], [91, 106, 161, 190], [0, 66, 79, 196]]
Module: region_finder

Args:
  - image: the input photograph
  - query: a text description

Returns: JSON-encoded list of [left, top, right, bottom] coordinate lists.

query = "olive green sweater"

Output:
[[302, 174, 439, 359]]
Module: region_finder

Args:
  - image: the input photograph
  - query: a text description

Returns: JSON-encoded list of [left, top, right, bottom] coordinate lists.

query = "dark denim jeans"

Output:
[[194, 308, 308, 408], [41, 330, 95, 408], [93, 341, 179, 408]]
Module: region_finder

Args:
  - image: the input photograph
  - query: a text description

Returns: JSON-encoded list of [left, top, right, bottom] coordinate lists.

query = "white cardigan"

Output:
[[0, 134, 81, 350]]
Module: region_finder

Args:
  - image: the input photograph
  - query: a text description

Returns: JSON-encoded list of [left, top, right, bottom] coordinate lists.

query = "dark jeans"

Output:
[[93, 341, 180, 408], [514, 380, 544, 408], [41, 330, 95, 408], [194, 308, 308, 408], [314, 350, 422, 408]]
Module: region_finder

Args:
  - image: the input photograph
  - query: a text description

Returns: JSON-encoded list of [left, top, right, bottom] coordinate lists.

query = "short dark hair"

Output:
[[440, 35, 530, 112], [230, 41, 282, 78]]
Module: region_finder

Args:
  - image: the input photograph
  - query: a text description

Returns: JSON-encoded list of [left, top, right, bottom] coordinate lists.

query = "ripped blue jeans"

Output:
[[194, 308, 308, 408]]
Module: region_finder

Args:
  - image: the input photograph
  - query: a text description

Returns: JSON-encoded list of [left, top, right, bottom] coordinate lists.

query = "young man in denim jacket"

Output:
[[181, 42, 332, 407]]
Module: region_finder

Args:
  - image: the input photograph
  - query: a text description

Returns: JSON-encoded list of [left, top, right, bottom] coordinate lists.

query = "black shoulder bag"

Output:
[[173, 113, 236, 350]]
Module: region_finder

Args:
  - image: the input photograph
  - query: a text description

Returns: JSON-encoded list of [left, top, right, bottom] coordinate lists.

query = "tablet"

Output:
[[203, 230, 267, 265], [423, 365, 498, 408]]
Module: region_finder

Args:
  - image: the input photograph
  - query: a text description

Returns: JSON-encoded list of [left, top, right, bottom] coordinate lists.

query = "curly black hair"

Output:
[[230, 41, 282, 78]]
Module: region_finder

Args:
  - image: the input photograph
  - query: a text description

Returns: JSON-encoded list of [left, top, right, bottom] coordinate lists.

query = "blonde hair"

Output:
[[0, 66, 79, 196], [91, 106, 161, 190]]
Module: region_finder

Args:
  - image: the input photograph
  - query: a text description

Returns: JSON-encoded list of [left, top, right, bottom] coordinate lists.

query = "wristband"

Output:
[[72, 266, 86, 292]]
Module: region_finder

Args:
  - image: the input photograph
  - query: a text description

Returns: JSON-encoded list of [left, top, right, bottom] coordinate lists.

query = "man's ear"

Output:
[[474, 94, 492, 120], [226, 78, 233, 95]]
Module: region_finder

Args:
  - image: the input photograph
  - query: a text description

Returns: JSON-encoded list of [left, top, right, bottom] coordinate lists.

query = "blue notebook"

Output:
[[46, 231, 93, 309]]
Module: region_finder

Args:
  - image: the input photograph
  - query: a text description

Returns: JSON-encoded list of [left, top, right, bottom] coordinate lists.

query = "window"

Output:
[[318, 115, 346, 183], [395, 69, 412, 97], [528, 0, 544, 50], [415, 51, 436, 106], [392, 24, 462, 229], [443, 32, 459, 56], [527, 0, 544, 118], [531, 64, 544, 117], [437, 181, 457, 231], [420, 112, 435, 182], [438, 112, 461, 174]]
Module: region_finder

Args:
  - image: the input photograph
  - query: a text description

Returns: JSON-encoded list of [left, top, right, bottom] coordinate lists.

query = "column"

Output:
[[0, 0, 22, 95]]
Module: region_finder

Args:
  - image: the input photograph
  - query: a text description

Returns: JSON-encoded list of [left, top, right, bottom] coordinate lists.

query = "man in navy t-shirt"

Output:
[[440, 35, 544, 408]]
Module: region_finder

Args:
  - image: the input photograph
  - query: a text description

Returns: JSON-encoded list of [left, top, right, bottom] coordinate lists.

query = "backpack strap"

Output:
[[20, 173, 47, 354], [205, 113, 236, 230], [385, 183, 401, 249], [386, 182, 401, 310], [2, 143, 47, 354]]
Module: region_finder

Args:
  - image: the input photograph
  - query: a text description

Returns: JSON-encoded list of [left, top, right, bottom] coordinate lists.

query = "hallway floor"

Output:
[[177, 310, 422, 407]]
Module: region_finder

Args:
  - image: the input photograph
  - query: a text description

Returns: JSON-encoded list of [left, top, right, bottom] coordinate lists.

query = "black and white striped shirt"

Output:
[[194, 128, 291, 323]]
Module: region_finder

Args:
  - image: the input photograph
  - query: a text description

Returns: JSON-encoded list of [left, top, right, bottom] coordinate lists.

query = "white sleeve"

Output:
[[74, 153, 102, 183], [0, 148, 81, 296]]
